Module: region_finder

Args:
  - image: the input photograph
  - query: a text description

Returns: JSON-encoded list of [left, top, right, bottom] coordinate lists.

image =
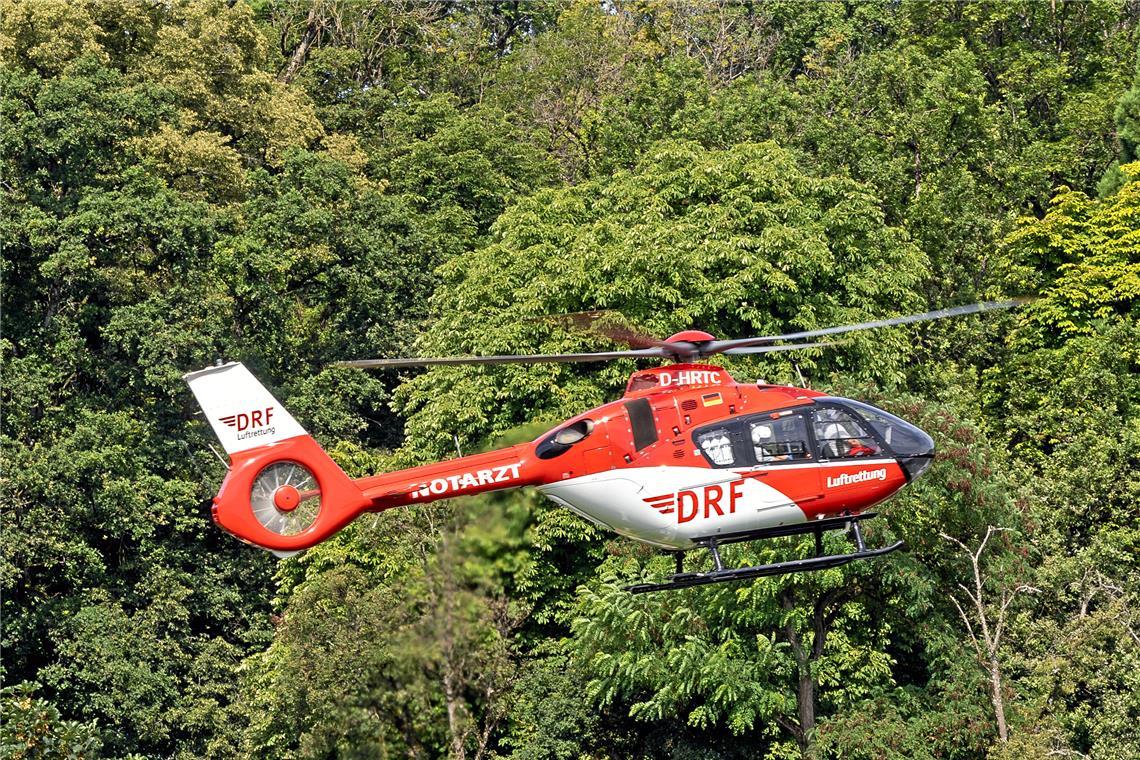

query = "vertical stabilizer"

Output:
[[183, 362, 306, 455]]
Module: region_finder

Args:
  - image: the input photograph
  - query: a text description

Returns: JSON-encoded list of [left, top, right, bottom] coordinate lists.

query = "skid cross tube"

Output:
[[625, 514, 905, 594]]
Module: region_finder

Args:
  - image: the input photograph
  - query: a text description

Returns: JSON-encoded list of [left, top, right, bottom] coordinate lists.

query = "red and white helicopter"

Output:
[[185, 301, 1019, 593]]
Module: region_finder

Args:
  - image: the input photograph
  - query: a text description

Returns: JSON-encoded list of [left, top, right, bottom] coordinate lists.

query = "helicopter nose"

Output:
[[891, 421, 935, 481], [900, 444, 934, 480]]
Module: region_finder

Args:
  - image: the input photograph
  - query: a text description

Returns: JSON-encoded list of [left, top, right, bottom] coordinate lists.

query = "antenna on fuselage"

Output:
[[793, 362, 808, 389]]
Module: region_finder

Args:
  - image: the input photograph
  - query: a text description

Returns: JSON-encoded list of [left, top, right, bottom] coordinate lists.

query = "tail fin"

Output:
[[184, 362, 369, 554], [184, 363, 308, 454]]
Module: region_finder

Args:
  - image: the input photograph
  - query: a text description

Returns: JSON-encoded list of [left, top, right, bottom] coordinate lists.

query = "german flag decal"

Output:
[[701, 392, 723, 407]]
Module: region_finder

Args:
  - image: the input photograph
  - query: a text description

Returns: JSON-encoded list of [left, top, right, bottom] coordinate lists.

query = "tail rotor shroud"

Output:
[[250, 461, 322, 536], [184, 362, 370, 552]]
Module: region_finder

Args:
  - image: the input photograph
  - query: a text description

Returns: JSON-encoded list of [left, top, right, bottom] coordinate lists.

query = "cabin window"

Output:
[[812, 407, 882, 459], [748, 412, 812, 463], [625, 398, 658, 451], [834, 398, 934, 458], [696, 427, 736, 467], [536, 419, 594, 459]]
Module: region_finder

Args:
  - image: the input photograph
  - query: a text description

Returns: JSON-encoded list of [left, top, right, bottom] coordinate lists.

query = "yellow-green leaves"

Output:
[[1006, 161, 1140, 341]]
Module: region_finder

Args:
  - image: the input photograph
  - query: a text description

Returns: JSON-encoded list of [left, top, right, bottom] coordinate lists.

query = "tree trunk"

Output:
[[781, 587, 820, 759], [443, 668, 466, 760], [941, 529, 1038, 746], [989, 659, 1009, 742], [797, 668, 817, 759], [279, 4, 322, 83]]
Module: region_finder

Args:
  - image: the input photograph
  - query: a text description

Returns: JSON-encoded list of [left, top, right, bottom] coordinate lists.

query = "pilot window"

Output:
[[748, 413, 812, 463], [696, 427, 736, 467], [836, 398, 934, 458], [812, 407, 882, 459]]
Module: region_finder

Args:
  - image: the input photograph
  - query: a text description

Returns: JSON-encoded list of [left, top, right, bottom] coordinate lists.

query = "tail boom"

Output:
[[185, 362, 542, 553], [212, 439, 539, 551], [357, 444, 538, 509]]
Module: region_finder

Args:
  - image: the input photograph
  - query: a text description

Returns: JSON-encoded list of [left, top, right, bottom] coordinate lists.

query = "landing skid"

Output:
[[626, 513, 905, 594]]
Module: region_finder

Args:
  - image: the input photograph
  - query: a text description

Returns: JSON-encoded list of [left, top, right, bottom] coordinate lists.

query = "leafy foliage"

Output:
[[397, 139, 926, 455], [4, 1, 1140, 758], [0, 683, 102, 760]]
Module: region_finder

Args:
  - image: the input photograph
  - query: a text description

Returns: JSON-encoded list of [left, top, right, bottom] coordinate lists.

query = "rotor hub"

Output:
[[273, 484, 301, 512], [664, 330, 716, 344], [250, 461, 321, 536]]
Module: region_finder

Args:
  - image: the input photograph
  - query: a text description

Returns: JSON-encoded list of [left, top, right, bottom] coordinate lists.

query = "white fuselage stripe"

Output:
[[734, 458, 896, 473], [539, 466, 809, 549]]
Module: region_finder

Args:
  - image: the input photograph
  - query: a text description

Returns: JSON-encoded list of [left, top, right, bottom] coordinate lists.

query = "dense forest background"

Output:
[[3, 1, 1139, 758]]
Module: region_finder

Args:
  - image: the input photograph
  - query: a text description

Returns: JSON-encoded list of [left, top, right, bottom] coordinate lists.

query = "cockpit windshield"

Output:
[[834, 398, 935, 460]]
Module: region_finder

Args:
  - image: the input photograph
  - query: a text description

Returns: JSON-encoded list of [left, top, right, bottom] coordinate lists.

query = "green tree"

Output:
[[239, 492, 542, 759], [0, 683, 103, 760], [987, 162, 1140, 758], [1099, 43, 1140, 196], [396, 140, 926, 457], [0, 0, 518, 754], [5, 1, 1140, 756]]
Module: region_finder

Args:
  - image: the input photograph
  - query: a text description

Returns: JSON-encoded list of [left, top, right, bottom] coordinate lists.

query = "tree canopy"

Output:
[[3, 1, 1139, 759]]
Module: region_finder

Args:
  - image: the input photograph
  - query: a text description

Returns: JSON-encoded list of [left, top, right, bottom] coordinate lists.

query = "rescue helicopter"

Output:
[[184, 300, 1021, 593]]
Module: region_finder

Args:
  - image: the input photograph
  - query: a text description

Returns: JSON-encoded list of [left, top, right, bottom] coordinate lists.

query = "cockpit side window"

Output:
[[812, 407, 882, 459], [748, 412, 812, 464], [695, 427, 736, 467], [535, 419, 594, 459]]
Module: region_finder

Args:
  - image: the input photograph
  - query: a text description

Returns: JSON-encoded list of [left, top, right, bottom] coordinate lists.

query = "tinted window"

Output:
[[813, 407, 882, 459], [625, 399, 658, 451], [748, 412, 812, 463], [696, 427, 736, 466], [535, 419, 594, 460]]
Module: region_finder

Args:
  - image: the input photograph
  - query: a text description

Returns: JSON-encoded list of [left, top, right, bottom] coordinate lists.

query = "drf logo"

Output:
[[644, 480, 744, 524], [219, 407, 274, 431]]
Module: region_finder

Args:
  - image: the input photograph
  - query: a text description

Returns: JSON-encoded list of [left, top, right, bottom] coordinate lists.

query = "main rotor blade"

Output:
[[722, 341, 838, 356], [532, 310, 671, 349], [705, 299, 1028, 354], [339, 347, 667, 369], [593, 324, 674, 350]]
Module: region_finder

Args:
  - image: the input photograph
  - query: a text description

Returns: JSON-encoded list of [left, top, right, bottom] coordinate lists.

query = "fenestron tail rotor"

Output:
[[338, 299, 1028, 369], [250, 461, 321, 536]]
